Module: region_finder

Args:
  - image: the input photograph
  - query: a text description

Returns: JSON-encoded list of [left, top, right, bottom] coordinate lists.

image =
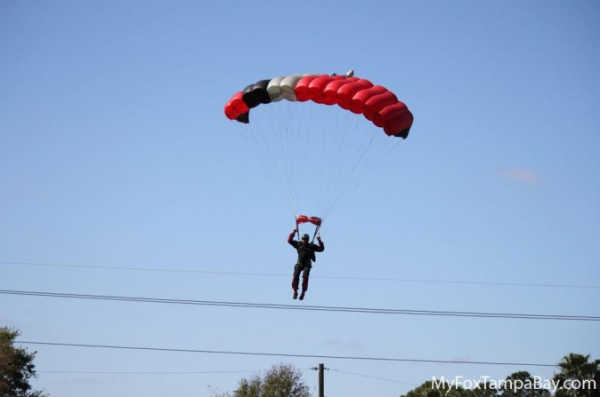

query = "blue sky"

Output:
[[1, 1, 599, 396]]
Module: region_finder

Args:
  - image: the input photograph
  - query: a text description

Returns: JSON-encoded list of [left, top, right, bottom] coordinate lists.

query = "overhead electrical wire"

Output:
[[16, 341, 559, 368], [2, 289, 599, 321], [329, 368, 417, 385], [37, 369, 262, 375], [26, 364, 555, 387], [35, 366, 419, 386], [1, 260, 598, 290]]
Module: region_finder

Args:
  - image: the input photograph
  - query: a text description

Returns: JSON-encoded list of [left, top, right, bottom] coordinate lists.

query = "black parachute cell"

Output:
[[235, 112, 250, 123], [242, 80, 271, 108]]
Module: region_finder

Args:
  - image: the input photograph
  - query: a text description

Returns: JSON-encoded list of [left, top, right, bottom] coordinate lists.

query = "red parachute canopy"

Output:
[[224, 73, 413, 139]]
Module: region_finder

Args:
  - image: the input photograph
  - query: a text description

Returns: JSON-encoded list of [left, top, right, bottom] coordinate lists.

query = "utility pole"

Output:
[[311, 363, 326, 397]]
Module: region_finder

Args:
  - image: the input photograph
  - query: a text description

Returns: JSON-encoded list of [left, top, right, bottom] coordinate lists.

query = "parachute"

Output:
[[225, 72, 413, 138], [224, 71, 414, 230]]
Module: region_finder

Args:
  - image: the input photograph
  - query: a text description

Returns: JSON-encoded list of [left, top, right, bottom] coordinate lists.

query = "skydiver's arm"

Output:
[[315, 237, 325, 252], [288, 231, 298, 247]]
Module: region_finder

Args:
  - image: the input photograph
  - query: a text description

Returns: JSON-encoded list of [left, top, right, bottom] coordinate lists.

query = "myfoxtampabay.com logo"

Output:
[[431, 375, 597, 394]]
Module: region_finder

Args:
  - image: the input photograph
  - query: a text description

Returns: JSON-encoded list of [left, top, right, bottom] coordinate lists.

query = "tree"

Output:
[[233, 374, 262, 397], [261, 363, 311, 397], [553, 353, 599, 397], [213, 363, 311, 397], [499, 371, 550, 397], [400, 380, 476, 397], [0, 326, 47, 397]]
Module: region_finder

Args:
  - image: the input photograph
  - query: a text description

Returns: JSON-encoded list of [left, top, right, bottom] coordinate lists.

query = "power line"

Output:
[[17, 341, 559, 368], [37, 366, 417, 386], [329, 368, 417, 385], [36, 366, 315, 377], [37, 369, 260, 375], [3, 289, 599, 321], [2, 260, 598, 290], [37, 366, 316, 376]]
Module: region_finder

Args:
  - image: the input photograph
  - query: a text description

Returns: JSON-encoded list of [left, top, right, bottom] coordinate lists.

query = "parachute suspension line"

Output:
[[265, 101, 324, 218], [296, 102, 321, 216], [239, 105, 297, 216], [321, 109, 363, 216], [225, 73, 414, 225], [270, 102, 297, 214], [285, 103, 306, 215], [329, 107, 358, 215], [240, 101, 404, 223], [295, 217, 301, 241], [317, 107, 372, 219], [292, 101, 311, 215], [301, 102, 345, 220], [286, 103, 306, 214], [278, 101, 307, 216], [317, 105, 330, 216], [311, 223, 321, 244], [299, 101, 317, 213], [319, 111, 399, 220], [310, 104, 335, 218], [320, 103, 347, 217], [316, 104, 329, 218], [326, 131, 403, 217]]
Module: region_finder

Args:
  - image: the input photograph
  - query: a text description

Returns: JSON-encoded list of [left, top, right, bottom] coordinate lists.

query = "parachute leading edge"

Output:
[[224, 73, 414, 139]]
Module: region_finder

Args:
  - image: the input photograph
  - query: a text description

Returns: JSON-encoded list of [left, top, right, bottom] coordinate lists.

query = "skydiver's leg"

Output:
[[301, 267, 311, 292], [300, 267, 311, 300], [292, 263, 302, 299]]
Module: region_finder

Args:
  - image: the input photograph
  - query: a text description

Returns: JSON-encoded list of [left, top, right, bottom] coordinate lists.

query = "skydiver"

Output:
[[288, 229, 325, 300]]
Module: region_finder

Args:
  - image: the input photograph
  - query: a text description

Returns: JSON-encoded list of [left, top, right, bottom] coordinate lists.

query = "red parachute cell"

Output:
[[224, 91, 249, 120], [382, 102, 413, 138], [363, 90, 398, 121], [349, 85, 388, 114], [308, 75, 345, 104], [337, 79, 373, 110], [294, 76, 320, 102], [323, 77, 359, 105]]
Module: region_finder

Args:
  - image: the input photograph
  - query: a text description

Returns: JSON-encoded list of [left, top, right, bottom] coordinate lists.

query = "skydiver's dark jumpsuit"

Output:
[[288, 232, 325, 294]]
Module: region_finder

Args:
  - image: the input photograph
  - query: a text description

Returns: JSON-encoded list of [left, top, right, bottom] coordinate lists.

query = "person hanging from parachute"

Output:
[[287, 215, 324, 300], [224, 70, 413, 299]]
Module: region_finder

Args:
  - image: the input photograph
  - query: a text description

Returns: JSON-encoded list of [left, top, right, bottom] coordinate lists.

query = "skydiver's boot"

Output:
[[299, 291, 305, 300], [293, 290, 298, 300]]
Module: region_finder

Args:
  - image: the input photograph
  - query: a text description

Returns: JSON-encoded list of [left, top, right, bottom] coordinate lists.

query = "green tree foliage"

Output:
[[401, 380, 474, 397], [499, 371, 550, 397], [233, 374, 262, 397], [553, 353, 599, 397], [260, 364, 311, 397], [213, 363, 311, 397], [0, 327, 47, 397]]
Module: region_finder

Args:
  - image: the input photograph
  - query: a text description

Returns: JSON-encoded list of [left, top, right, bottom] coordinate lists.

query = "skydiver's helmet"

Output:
[[301, 234, 310, 243]]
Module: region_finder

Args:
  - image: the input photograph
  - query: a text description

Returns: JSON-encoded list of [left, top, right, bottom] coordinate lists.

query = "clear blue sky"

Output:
[[1, 1, 599, 396]]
